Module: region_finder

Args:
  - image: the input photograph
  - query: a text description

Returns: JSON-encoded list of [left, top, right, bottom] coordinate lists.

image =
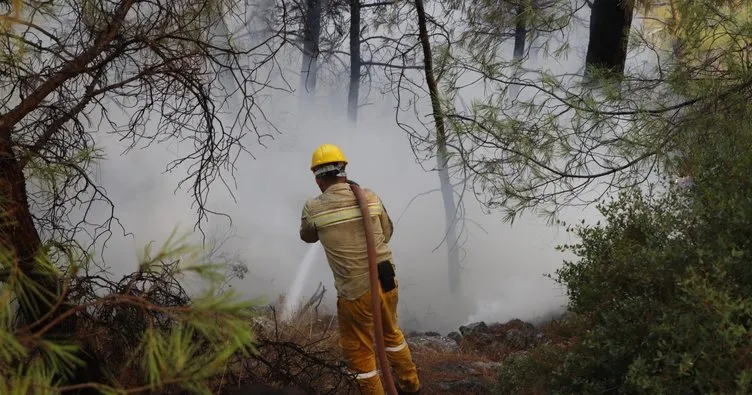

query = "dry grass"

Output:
[[215, 294, 357, 394], [62, 268, 569, 395], [58, 271, 357, 394]]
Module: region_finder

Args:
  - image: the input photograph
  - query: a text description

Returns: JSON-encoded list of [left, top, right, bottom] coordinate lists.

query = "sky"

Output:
[[73, 0, 660, 334]]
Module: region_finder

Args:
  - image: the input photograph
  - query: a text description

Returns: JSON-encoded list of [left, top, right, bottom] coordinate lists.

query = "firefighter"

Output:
[[299, 144, 421, 395]]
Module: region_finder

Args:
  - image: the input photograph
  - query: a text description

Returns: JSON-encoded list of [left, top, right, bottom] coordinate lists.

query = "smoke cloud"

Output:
[[81, 2, 649, 334]]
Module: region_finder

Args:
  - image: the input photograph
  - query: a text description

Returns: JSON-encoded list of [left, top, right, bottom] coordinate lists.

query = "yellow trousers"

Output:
[[337, 285, 421, 394]]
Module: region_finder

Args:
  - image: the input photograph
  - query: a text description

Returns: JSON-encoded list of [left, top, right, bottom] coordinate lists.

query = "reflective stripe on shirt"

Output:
[[300, 183, 394, 300], [310, 203, 382, 229]]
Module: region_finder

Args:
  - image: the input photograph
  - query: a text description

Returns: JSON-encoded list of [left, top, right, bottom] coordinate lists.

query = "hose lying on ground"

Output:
[[348, 180, 399, 395]]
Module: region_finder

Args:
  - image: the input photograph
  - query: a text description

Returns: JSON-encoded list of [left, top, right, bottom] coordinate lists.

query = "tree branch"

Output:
[[0, 0, 136, 135]]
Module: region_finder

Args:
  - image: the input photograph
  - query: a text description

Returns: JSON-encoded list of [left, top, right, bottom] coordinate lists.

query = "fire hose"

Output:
[[348, 180, 399, 395]]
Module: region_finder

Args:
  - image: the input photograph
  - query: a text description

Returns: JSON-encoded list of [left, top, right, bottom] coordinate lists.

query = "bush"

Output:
[[494, 342, 567, 395], [0, 224, 355, 394], [498, 103, 752, 393], [0, 231, 259, 394]]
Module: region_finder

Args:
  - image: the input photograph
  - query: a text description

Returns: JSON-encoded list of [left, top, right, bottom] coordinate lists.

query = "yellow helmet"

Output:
[[310, 143, 348, 171]]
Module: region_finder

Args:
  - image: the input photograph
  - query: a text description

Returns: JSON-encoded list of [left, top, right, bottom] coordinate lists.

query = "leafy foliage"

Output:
[[0, 230, 259, 394], [426, 2, 752, 389], [382, 0, 750, 225], [496, 94, 752, 392], [0, 0, 286, 387]]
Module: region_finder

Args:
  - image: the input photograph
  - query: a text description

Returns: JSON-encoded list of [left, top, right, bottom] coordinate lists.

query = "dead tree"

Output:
[[300, 0, 325, 95], [347, 0, 419, 124], [414, 0, 462, 293], [348, 0, 362, 122], [514, 2, 526, 61]]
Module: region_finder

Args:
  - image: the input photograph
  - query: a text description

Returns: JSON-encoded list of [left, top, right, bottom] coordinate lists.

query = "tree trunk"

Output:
[[436, 149, 461, 294], [414, 0, 461, 294], [510, 3, 526, 99], [513, 4, 525, 61], [584, 0, 634, 77], [300, 0, 323, 95], [0, 130, 56, 326], [1, 130, 105, 393], [1, 134, 103, 395], [667, 0, 683, 59], [347, 0, 361, 124]]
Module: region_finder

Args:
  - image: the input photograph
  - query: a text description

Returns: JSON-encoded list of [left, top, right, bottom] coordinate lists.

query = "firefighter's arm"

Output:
[[299, 202, 319, 243], [379, 198, 394, 243]]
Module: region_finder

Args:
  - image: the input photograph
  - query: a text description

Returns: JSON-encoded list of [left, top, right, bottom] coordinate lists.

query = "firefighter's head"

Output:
[[310, 143, 348, 192]]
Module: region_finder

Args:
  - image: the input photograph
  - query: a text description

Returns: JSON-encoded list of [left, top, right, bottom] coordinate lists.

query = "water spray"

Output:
[[282, 242, 322, 321]]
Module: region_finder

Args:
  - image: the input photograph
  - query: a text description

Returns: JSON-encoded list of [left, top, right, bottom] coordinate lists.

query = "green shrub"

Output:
[[562, 188, 751, 389], [0, 230, 259, 394], [494, 342, 567, 395], [497, 101, 752, 393]]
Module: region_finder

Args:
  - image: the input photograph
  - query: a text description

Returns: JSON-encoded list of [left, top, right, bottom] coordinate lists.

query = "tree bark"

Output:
[[347, 0, 361, 124], [510, 3, 526, 99], [414, 0, 461, 294], [513, 4, 526, 61], [300, 0, 323, 95], [0, 131, 55, 324], [584, 0, 634, 77], [1, 132, 107, 395]]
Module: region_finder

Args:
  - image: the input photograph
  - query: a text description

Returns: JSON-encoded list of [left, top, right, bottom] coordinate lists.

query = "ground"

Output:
[[405, 318, 556, 394], [229, 303, 569, 394]]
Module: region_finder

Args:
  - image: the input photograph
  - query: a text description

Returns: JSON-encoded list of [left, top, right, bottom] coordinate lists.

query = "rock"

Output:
[[500, 319, 543, 350], [406, 333, 460, 353], [472, 333, 496, 346], [458, 321, 488, 337], [447, 331, 462, 344], [453, 318, 545, 358]]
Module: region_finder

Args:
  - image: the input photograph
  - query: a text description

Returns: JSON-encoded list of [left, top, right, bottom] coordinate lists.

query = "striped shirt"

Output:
[[299, 182, 394, 300]]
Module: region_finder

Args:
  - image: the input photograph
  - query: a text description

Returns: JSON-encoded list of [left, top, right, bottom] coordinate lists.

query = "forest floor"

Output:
[[230, 304, 569, 394]]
